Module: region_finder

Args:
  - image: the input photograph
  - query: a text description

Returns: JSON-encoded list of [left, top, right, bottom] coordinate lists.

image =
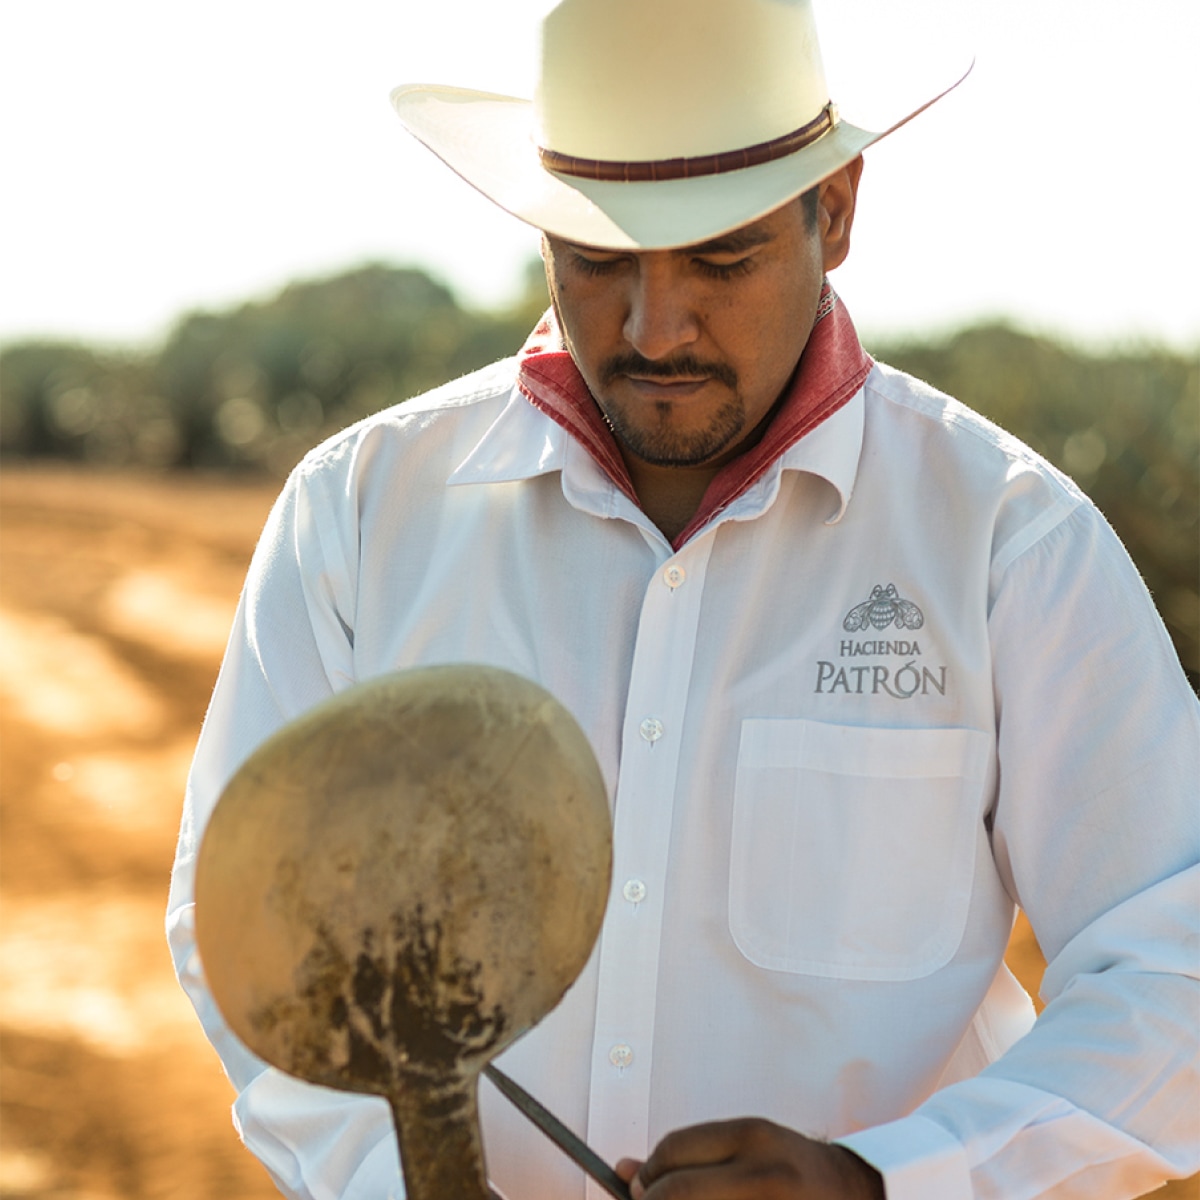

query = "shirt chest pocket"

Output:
[[729, 719, 992, 981]]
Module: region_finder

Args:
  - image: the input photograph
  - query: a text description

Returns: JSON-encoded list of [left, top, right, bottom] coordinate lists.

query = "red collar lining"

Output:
[[516, 285, 870, 548]]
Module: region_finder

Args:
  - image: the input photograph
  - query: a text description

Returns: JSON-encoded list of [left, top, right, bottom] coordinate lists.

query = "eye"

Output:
[[693, 255, 755, 280], [569, 249, 627, 277]]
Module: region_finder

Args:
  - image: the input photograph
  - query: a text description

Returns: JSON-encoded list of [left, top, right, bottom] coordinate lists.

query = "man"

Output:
[[167, 1, 1200, 1197]]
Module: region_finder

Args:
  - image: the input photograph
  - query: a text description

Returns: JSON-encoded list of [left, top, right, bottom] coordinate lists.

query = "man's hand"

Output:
[[615, 1118, 885, 1200]]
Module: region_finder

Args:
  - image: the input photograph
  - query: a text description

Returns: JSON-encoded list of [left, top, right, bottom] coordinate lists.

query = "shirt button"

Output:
[[639, 717, 664, 743], [622, 879, 647, 904], [663, 564, 686, 588], [609, 1043, 633, 1069]]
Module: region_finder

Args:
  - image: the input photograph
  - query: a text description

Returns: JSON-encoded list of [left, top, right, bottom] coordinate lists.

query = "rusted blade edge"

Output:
[[483, 1064, 632, 1200]]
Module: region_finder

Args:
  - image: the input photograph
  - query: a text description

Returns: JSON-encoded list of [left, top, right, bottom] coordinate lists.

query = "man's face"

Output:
[[542, 189, 841, 473]]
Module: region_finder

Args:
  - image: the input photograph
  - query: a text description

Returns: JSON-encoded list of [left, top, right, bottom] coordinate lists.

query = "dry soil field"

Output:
[[0, 465, 1194, 1200]]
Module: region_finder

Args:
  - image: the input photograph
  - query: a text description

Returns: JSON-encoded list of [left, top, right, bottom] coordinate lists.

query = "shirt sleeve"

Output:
[[841, 500, 1200, 1199], [165, 456, 407, 1200]]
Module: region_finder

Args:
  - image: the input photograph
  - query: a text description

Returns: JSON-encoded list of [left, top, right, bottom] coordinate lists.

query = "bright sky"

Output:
[[2, 0, 1197, 352]]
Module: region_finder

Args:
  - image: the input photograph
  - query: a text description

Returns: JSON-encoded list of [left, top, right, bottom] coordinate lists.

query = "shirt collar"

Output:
[[452, 283, 871, 541], [449, 388, 569, 486]]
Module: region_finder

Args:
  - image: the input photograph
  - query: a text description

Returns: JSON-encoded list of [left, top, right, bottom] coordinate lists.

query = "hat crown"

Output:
[[535, 0, 830, 162]]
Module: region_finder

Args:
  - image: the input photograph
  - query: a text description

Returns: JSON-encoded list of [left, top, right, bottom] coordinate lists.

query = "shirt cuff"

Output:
[[836, 1114, 971, 1200]]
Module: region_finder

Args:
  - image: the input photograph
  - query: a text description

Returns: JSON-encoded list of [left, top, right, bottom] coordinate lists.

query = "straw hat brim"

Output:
[[391, 67, 967, 251]]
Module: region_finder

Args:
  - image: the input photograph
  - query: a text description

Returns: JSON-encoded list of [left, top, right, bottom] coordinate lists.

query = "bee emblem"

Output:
[[843, 584, 925, 632]]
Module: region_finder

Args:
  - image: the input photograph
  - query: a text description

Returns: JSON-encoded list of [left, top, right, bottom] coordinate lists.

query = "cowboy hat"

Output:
[[390, 0, 972, 251]]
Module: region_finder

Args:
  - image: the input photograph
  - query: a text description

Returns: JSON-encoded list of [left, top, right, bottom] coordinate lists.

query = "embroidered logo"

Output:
[[842, 583, 924, 632], [814, 583, 945, 699]]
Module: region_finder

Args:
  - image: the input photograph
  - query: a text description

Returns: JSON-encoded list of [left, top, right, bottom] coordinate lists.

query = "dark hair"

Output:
[[800, 186, 819, 231]]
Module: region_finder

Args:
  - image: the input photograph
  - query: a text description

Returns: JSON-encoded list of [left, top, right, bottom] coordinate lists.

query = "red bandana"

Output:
[[515, 282, 871, 548]]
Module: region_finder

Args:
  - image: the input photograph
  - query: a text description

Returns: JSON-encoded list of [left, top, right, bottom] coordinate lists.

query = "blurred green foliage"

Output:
[[869, 325, 1198, 686], [0, 263, 549, 476], [1, 264, 1195, 684]]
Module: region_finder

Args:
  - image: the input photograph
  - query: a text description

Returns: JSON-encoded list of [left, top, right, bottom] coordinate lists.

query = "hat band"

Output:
[[539, 102, 837, 183]]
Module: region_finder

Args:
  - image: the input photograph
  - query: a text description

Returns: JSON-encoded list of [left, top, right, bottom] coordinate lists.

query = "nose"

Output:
[[622, 257, 700, 361]]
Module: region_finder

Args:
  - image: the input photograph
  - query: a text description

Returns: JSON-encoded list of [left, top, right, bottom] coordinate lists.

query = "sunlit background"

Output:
[[2, 0, 1198, 349]]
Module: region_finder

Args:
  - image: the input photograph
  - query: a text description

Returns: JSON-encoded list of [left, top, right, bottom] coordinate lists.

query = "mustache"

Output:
[[600, 352, 738, 390]]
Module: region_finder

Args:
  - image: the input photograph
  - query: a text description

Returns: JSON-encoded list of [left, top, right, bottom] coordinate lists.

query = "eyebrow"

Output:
[[681, 227, 775, 255]]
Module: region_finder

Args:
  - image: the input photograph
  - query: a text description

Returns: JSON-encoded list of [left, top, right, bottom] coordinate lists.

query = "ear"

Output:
[[817, 155, 864, 272]]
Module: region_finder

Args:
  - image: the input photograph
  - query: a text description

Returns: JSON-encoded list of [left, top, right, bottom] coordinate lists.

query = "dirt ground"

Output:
[[0, 465, 1194, 1200]]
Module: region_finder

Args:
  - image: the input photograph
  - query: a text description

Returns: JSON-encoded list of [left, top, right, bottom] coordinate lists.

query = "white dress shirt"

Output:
[[167, 354, 1200, 1200]]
